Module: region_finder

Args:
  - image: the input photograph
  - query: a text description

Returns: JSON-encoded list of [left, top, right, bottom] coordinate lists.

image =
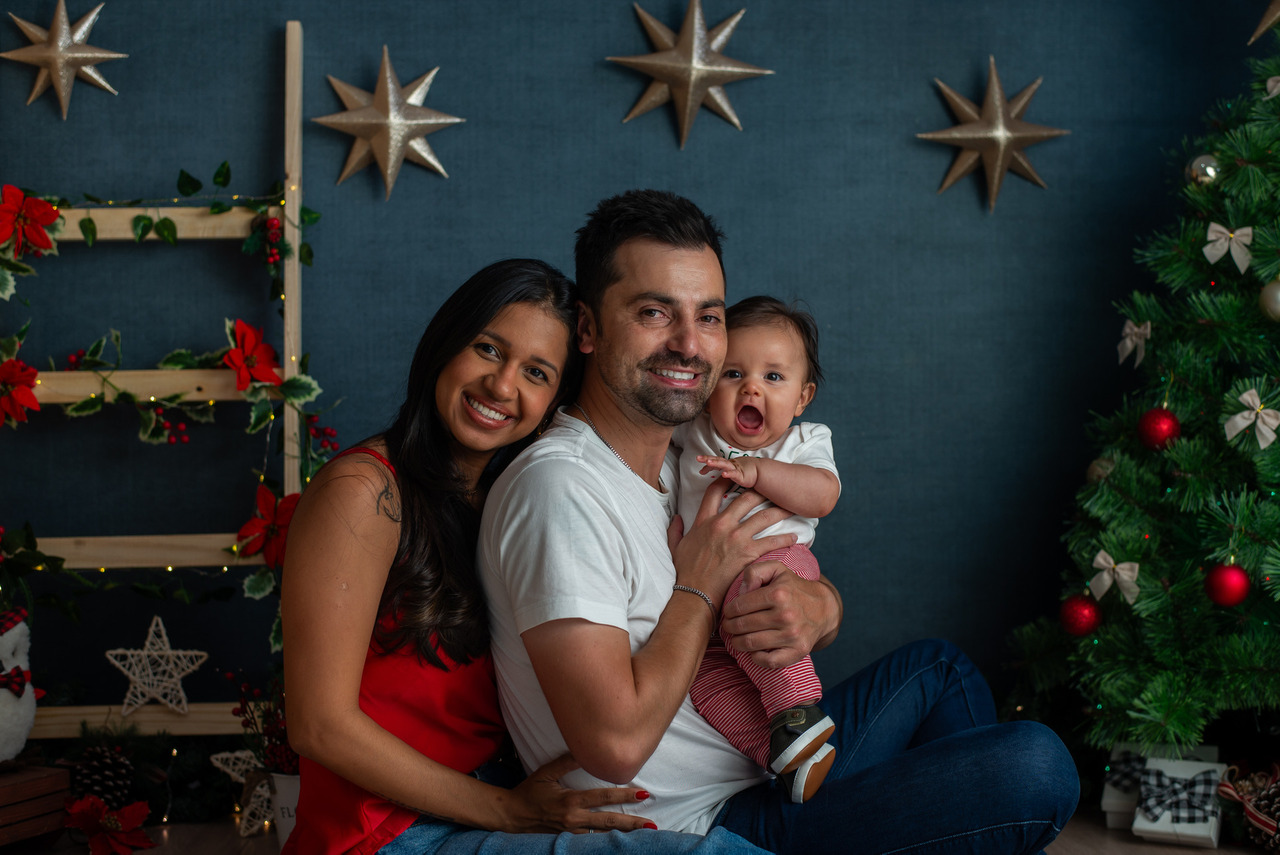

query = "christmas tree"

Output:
[[1009, 47, 1280, 756]]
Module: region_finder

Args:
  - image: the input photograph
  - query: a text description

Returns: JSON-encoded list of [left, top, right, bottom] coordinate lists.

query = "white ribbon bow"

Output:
[[1117, 320, 1151, 367], [1266, 76, 1280, 101], [1224, 388, 1280, 449], [1203, 223, 1253, 273], [1091, 550, 1140, 605]]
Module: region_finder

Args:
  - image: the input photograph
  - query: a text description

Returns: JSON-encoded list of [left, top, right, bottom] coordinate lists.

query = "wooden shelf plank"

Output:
[[40, 533, 263, 570], [30, 702, 243, 738], [282, 21, 304, 498], [56, 205, 282, 242], [33, 368, 251, 404]]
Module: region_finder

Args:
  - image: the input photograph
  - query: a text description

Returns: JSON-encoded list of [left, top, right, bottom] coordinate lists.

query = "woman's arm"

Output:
[[281, 455, 651, 833]]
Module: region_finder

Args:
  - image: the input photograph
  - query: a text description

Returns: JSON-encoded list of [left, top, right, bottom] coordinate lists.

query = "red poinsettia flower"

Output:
[[238, 484, 300, 569], [0, 358, 40, 424], [0, 184, 58, 258], [65, 795, 156, 855], [222, 319, 283, 391]]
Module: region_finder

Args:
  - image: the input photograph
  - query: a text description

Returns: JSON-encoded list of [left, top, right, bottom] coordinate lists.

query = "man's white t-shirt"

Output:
[[672, 415, 839, 546], [478, 410, 768, 834]]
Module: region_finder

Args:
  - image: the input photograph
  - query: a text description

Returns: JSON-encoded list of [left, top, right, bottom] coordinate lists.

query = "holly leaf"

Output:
[[299, 206, 321, 227], [246, 398, 275, 434], [278, 374, 321, 405], [0, 256, 35, 276], [158, 348, 197, 369], [83, 193, 105, 204], [224, 317, 237, 348], [85, 336, 106, 361], [243, 568, 277, 600], [130, 582, 167, 600], [131, 215, 153, 242], [115, 390, 135, 406], [78, 216, 97, 247], [193, 347, 229, 369], [155, 217, 178, 246], [299, 242, 314, 267], [0, 269, 14, 302], [269, 609, 284, 653], [209, 201, 231, 215], [213, 161, 231, 188], [178, 401, 215, 424], [177, 169, 203, 197], [65, 395, 103, 417], [137, 406, 158, 438]]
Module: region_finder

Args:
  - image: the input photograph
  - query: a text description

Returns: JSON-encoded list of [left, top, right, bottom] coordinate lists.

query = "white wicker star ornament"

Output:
[[211, 749, 262, 785], [0, 0, 127, 119], [105, 616, 208, 715], [239, 779, 273, 837]]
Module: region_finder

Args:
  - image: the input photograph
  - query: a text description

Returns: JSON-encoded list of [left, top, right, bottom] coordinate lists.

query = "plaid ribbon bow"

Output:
[[0, 666, 29, 697], [1105, 751, 1145, 793], [1140, 767, 1220, 822]]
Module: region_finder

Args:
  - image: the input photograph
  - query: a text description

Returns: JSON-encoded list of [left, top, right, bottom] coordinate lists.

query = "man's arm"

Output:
[[520, 484, 796, 784]]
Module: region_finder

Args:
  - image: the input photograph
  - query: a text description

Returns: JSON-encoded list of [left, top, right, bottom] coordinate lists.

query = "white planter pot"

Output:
[[271, 772, 300, 847]]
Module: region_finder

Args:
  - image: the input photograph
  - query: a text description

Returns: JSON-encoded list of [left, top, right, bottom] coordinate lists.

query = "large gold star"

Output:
[[312, 46, 464, 200], [1251, 0, 1280, 44], [608, 0, 773, 148], [0, 0, 126, 120], [105, 616, 208, 715], [917, 56, 1069, 211]]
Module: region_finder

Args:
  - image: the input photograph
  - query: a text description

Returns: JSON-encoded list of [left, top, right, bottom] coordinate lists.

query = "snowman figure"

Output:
[[0, 608, 43, 761]]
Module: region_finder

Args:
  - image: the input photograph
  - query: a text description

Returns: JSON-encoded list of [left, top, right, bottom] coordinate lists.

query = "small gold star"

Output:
[[608, 0, 772, 148], [313, 46, 464, 200], [1251, 0, 1280, 44], [105, 616, 208, 715], [917, 56, 1069, 211], [0, 0, 126, 119]]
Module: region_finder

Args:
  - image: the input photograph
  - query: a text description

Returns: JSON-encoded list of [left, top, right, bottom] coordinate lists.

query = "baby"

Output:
[[673, 295, 841, 803]]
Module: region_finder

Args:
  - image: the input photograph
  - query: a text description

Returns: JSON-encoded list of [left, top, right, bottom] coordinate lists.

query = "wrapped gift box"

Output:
[[1130, 757, 1227, 848], [1102, 743, 1218, 829]]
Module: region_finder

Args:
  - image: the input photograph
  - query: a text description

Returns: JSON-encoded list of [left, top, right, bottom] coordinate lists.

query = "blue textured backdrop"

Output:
[[1, 0, 1267, 703]]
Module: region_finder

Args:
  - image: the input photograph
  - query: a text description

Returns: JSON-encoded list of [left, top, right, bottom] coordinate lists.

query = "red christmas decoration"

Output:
[[237, 484, 300, 569], [1060, 593, 1101, 636], [1204, 563, 1251, 607], [1137, 407, 1181, 450], [222, 319, 284, 391]]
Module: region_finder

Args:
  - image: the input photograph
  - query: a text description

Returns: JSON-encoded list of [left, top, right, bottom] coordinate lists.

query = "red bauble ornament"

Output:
[[1204, 563, 1250, 607], [1059, 593, 1101, 636], [1138, 407, 1181, 450]]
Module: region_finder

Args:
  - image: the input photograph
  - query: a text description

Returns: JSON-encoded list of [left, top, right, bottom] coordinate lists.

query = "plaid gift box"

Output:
[[1131, 757, 1227, 848], [1101, 743, 1219, 830]]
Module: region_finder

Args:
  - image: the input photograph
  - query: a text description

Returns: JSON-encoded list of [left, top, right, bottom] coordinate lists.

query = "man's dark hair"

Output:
[[726, 296, 824, 387], [574, 189, 725, 315]]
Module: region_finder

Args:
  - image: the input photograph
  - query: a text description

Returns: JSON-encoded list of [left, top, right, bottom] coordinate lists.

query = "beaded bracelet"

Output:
[[673, 584, 718, 623]]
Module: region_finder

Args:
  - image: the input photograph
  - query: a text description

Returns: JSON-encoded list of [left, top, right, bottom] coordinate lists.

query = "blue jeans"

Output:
[[378, 822, 771, 855], [716, 639, 1079, 854]]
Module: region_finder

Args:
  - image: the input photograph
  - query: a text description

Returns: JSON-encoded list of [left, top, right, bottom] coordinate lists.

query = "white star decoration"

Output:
[[0, 0, 126, 119], [238, 779, 273, 837], [211, 749, 262, 785], [105, 616, 208, 715], [313, 46, 464, 199], [608, 0, 772, 148], [916, 56, 1069, 211], [1252, 0, 1280, 44]]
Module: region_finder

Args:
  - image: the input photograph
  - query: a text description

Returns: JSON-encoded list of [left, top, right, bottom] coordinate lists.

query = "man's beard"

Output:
[[610, 354, 715, 427]]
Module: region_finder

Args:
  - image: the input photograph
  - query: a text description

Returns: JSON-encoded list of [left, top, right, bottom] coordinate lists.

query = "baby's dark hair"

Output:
[[725, 296, 823, 387]]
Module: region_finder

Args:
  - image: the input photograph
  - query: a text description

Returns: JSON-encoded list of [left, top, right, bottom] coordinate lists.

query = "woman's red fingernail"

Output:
[[635, 790, 650, 800], [643, 822, 658, 830]]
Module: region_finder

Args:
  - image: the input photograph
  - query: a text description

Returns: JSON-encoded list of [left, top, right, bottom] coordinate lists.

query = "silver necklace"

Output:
[[574, 403, 664, 490]]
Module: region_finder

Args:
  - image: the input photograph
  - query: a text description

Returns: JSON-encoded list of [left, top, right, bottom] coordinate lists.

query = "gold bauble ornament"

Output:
[[1184, 154, 1220, 186], [313, 46, 464, 200], [917, 56, 1070, 211], [1251, 0, 1280, 44], [608, 0, 773, 149], [0, 0, 126, 120], [1260, 280, 1280, 322], [1086, 457, 1115, 483]]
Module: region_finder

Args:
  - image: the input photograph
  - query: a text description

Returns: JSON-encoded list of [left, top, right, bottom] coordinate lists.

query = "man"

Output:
[[478, 190, 1077, 852]]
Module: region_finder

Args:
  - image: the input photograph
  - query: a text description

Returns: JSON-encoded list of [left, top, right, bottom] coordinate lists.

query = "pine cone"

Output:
[[73, 745, 136, 810]]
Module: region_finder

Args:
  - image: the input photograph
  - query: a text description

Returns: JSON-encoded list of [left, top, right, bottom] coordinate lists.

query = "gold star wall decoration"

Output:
[[105, 616, 208, 715], [917, 56, 1069, 212], [1251, 1, 1280, 44], [0, 0, 126, 119], [608, 0, 773, 148], [313, 46, 464, 200]]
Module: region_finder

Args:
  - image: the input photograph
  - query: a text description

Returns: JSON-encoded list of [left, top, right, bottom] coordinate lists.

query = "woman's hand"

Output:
[[502, 755, 656, 834]]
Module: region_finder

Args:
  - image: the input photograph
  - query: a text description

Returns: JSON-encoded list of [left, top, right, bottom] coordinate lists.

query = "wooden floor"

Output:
[[1, 806, 1256, 853]]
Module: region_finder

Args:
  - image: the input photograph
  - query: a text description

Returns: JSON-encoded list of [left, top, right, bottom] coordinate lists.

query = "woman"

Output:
[[281, 259, 768, 855]]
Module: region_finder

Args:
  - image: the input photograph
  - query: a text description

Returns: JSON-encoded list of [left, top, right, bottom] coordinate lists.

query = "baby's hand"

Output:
[[697, 454, 759, 489]]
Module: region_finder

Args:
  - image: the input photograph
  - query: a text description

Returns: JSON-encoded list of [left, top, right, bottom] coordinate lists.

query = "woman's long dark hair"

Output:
[[377, 259, 579, 668]]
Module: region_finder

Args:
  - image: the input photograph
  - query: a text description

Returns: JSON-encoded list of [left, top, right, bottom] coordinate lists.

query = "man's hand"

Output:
[[696, 454, 759, 490], [720, 562, 843, 669]]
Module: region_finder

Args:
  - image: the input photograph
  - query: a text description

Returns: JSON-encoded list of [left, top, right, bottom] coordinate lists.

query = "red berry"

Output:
[[231, 706, 243, 716], [324, 427, 336, 437], [241, 683, 250, 693], [309, 427, 318, 437], [167, 435, 177, 444], [224, 671, 235, 681], [331, 443, 340, 452], [177, 422, 187, 432], [181, 435, 190, 444], [162, 421, 171, 429], [306, 414, 319, 424], [68, 353, 78, 363], [253, 688, 262, 698], [155, 407, 164, 416], [77, 349, 85, 357], [266, 217, 281, 230], [267, 229, 282, 243]]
